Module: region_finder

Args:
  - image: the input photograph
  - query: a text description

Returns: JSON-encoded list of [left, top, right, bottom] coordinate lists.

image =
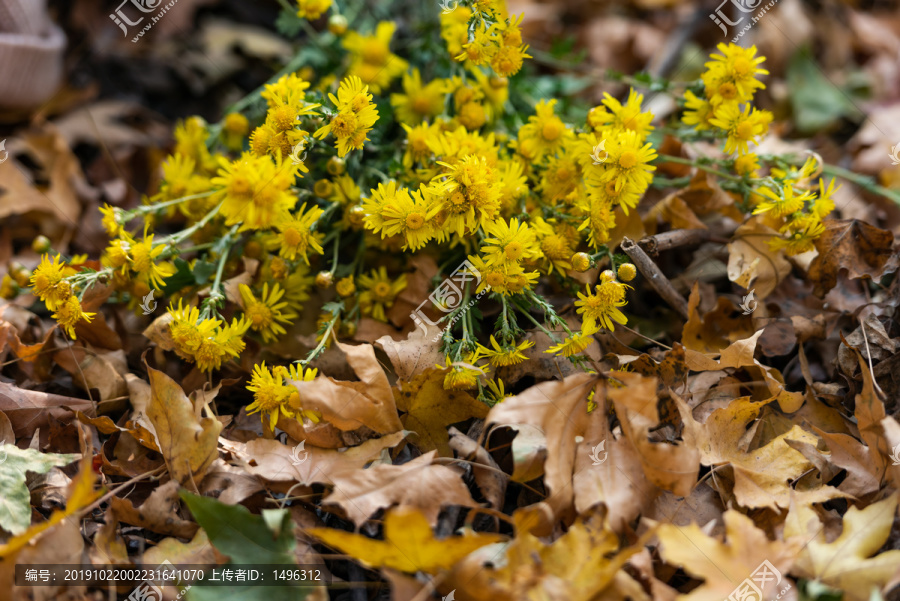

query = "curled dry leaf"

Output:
[[291, 341, 403, 435], [808, 219, 899, 297], [145, 364, 223, 487]]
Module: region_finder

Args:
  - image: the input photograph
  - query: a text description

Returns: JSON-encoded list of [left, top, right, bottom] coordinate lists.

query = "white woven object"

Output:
[[0, 0, 66, 108]]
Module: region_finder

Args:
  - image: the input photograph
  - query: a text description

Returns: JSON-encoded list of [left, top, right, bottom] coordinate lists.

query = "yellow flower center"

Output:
[[542, 120, 562, 141], [331, 112, 358, 138], [736, 121, 755, 140], [33, 273, 50, 291], [247, 303, 273, 328], [604, 181, 620, 197], [283, 226, 303, 248], [413, 96, 432, 115], [556, 166, 572, 180], [271, 105, 296, 132], [449, 190, 467, 208], [504, 241, 524, 261], [733, 57, 751, 77], [618, 150, 638, 170], [361, 40, 388, 64], [718, 82, 738, 100], [131, 245, 151, 273], [485, 272, 505, 288], [373, 282, 393, 300], [405, 213, 425, 230], [230, 175, 252, 198]]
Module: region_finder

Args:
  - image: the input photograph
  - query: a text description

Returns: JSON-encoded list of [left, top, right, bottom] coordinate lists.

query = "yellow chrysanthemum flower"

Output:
[[314, 76, 380, 157], [481, 217, 541, 268], [30, 254, 72, 310], [239, 283, 298, 343], [480, 335, 534, 367], [752, 184, 815, 218], [575, 280, 631, 332], [517, 99, 573, 163], [271, 204, 325, 263], [342, 21, 408, 93], [708, 103, 771, 156], [358, 267, 407, 322], [704, 43, 769, 104], [295, 0, 331, 20], [52, 295, 96, 339], [546, 330, 596, 358], [390, 69, 447, 126]]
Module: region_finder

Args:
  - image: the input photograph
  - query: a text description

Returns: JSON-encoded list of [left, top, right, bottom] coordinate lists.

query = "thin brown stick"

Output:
[[637, 229, 711, 255], [620, 237, 689, 320]]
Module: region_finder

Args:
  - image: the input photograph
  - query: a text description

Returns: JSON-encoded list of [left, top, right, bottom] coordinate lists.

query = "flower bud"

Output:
[[617, 263, 637, 282], [32, 235, 51, 254], [571, 252, 591, 272], [326, 156, 345, 176], [599, 269, 616, 283], [315, 270, 334, 289], [328, 14, 348, 36]]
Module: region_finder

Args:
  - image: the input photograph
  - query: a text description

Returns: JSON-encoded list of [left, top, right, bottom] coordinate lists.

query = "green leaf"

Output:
[[787, 46, 862, 134], [180, 492, 311, 601], [0, 444, 78, 535], [162, 258, 196, 295], [191, 260, 217, 286]]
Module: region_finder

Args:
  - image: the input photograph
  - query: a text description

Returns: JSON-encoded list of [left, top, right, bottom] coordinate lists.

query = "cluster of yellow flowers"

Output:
[[442, 3, 530, 78], [28, 254, 95, 339], [682, 43, 836, 254], [13, 0, 852, 418]]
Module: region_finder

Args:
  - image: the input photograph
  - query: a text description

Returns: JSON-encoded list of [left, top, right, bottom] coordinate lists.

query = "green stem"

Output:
[[201, 224, 239, 318], [514, 301, 558, 341], [160, 202, 224, 246], [126, 191, 215, 219], [818, 163, 900, 207], [300, 311, 339, 365]]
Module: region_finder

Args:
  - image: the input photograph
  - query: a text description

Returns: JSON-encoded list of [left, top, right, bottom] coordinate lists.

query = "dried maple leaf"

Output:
[[808, 219, 899, 297], [657, 510, 800, 601], [146, 365, 222, 487], [573, 404, 657, 532], [674, 394, 844, 509], [306, 507, 504, 574], [683, 330, 804, 413], [395, 367, 488, 456], [450, 509, 647, 601], [320, 451, 478, 527], [786, 494, 900, 601]]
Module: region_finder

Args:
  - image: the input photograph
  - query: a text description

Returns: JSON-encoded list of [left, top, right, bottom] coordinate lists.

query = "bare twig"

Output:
[[637, 229, 712, 255], [620, 237, 690, 320]]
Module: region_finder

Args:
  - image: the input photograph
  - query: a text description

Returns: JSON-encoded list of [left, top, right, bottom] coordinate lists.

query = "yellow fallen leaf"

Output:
[[657, 510, 800, 601], [396, 367, 488, 456], [786, 494, 900, 601], [146, 365, 222, 486], [450, 509, 648, 601], [305, 507, 504, 574], [674, 393, 843, 509]]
